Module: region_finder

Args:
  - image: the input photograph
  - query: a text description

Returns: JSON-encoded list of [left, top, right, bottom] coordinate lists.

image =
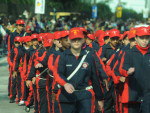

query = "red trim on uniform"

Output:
[[105, 54, 115, 77], [26, 54, 34, 80], [9, 67, 13, 99], [89, 43, 93, 48], [75, 56, 79, 60], [119, 53, 128, 77], [7, 55, 13, 67], [25, 82, 33, 106], [123, 103, 129, 113], [97, 47, 103, 57], [36, 77, 41, 113], [121, 78, 129, 103], [46, 75, 51, 113], [48, 55, 67, 86], [112, 60, 120, 84], [56, 89, 62, 113], [7, 35, 11, 53], [38, 51, 47, 61], [20, 75, 25, 101], [23, 54, 27, 80], [13, 48, 18, 71], [88, 89, 95, 113], [34, 51, 47, 66], [95, 52, 107, 76]]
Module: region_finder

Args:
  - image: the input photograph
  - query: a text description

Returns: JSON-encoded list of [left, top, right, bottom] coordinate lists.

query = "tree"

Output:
[[122, 8, 143, 21], [97, 3, 113, 20]]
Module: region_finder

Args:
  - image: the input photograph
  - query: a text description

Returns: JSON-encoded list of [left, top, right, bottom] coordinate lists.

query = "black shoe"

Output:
[[25, 106, 30, 112], [9, 99, 15, 103]]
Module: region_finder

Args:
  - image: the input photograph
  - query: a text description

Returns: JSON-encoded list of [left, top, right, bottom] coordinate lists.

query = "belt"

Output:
[[58, 85, 93, 91], [36, 75, 46, 80], [74, 85, 93, 91]]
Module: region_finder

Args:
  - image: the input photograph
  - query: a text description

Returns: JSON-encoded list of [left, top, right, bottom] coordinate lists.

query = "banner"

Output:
[[116, 6, 122, 18], [92, 5, 97, 18], [35, 0, 45, 14]]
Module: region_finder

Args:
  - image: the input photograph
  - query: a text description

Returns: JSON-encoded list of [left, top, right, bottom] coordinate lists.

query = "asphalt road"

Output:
[[0, 57, 33, 113]]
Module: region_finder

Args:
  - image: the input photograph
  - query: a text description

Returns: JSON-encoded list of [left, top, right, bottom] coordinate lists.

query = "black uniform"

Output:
[[54, 49, 104, 113]]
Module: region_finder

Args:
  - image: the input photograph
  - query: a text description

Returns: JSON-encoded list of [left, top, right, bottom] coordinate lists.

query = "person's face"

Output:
[[53, 39, 62, 48], [122, 37, 130, 46], [110, 37, 119, 47], [135, 35, 150, 47], [85, 38, 93, 45], [129, 38, 136, 48], [14, 42, 20, 47], [60, 37, 70, 49], [70, 38, 84, 50], [26, 41, 32, 46], [17, 24, 25, 32], [32, 39, 39, 46]]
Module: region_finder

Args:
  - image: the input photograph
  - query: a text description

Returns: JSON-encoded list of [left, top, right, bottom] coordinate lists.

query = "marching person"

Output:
[[7, 19, 26, 53], [11, 36, 24, 103], [122, 27, 150, 113], [52, 28, 104, 113]]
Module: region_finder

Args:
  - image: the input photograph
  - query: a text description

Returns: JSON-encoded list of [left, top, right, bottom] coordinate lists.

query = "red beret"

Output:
[[69, 29, 84, 40], [16, 19, 25, 25], [14, 36, 21, 42], [87, 34, 95, 40], [109, 29, 120, 38], [136, 27, 150, 37], [31, 33, 39, 40]]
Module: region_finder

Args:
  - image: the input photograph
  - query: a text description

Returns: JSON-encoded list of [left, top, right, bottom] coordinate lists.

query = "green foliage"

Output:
[[1, 0, 143, 21], [97, 3, 113, 20], [122, 8, 143, 21]]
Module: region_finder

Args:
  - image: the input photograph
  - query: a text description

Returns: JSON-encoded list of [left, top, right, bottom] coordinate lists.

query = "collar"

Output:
[[135, 44, 149, 55], [132, 45, 150, 54]]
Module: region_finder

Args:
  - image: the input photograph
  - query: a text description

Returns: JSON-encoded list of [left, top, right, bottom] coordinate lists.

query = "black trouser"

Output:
[[54, 98, 92, 113], [16, 72, 22, 101], [37, 88, 48, 113], [104, 81, 115, 113], [8, 75, 17, 100], [36, 78, 48, 113], [122, 102, 141, 113], [141, 92, 150, 113]]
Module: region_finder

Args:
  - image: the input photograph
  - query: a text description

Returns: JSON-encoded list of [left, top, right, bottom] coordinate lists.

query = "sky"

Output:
[[97, 0, 146, 13]]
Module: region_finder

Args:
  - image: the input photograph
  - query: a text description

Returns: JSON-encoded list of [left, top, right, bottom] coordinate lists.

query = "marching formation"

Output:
[[7, 19, 150, 113]]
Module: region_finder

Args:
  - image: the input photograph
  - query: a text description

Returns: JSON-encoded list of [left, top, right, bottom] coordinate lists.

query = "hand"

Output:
[[35, 63, 43, 68], [119, 76, 126, 83], [102, 57, 107, 62], [12, 71, 17, 78], [26, 80, 31, 87], [32, 77, 36, 84], [98, 100, 104, 111], [64, 83, 75, 94], [103, 79, 109, 91], [127, 67, 135, 75]]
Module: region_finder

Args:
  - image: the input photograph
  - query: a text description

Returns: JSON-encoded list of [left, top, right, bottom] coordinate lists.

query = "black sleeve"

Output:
[[27, 55, 36, 80], [123, 50, 132, 71], [13, 48, 23, 71], [93, 52, 108, 80], [53, 54, 68, 86], [100, 45, 106, 59], [91, 55, 104, 101]]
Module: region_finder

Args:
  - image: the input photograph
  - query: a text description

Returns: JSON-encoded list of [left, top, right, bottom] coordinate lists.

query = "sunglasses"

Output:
[[111, 37, 119, 41], [18, 24, 25, 27]]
